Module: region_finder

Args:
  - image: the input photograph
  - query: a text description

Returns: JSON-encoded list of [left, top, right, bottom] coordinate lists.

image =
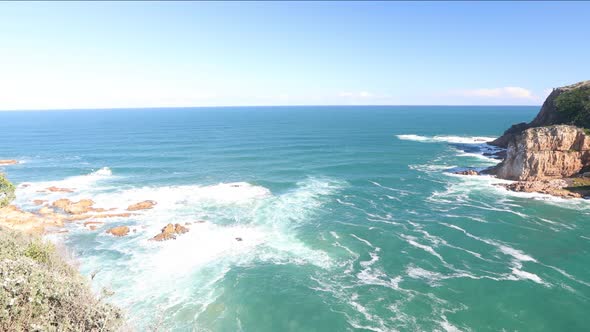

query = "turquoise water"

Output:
[[1, 106, 589, 331]]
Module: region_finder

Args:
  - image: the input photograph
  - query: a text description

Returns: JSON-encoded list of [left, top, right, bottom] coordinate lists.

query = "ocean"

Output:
[[1, 106, 589, 331]]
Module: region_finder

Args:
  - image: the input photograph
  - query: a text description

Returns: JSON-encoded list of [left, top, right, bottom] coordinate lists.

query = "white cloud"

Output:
[[455, 87, 536, 100]]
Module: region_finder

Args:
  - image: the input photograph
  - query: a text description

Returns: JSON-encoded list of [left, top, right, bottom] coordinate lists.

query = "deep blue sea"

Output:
[[1, 106, 589, 331]]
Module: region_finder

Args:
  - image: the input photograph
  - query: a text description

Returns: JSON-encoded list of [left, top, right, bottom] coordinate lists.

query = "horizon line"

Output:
[[0, 104, 541, 112]]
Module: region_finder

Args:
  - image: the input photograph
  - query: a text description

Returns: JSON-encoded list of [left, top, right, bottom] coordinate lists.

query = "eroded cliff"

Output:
[[489, 125, 590, 181]]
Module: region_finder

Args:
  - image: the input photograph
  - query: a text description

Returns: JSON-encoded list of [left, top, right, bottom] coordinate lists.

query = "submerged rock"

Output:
[[0, 159, 18, 165], [126, 200, 157, 211], [150, 223, 189, 241], [106, 226, 130, 237], [33, 199, 47, 206]]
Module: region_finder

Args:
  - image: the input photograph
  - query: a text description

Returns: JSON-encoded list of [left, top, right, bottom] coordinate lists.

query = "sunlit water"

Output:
[[1, 106, 589, 331]]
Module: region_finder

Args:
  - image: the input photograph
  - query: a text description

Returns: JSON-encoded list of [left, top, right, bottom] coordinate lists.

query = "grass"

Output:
[[0, 227, 124, 331]]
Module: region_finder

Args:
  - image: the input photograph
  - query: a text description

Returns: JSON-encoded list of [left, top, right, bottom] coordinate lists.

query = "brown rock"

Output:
[[33, 199, 47, 206], [150, 223, 189, 241], [0, 205, 63, 234], [106, 226, 130, 237], [0, 159, 18, 165], [127, 200, 157, 211], [46, 186, 74, 193], [52, 198, 96, 214], [498, 179, 582, 199]]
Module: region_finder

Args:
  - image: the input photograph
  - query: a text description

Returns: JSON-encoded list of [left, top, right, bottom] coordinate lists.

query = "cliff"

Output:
[[489, 125, 590, 181], [490, 80, 590, 148], [485, 80, 590, 198]]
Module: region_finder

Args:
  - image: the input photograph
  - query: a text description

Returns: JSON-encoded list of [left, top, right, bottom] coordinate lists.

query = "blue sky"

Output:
[[0, 1, 589, 110]]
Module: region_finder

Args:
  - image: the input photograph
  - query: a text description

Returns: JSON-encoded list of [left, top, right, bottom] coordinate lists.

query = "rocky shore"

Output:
[[476, 80, 590, 199], [0, 176, 191, 241]]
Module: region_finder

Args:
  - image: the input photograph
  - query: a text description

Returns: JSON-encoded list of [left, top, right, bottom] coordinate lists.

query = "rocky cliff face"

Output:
[[489, 125, 590, 181], [490, 80, 590, 148]]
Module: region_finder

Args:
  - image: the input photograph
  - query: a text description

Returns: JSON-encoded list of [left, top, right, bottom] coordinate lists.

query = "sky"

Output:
[[0, 1, 589, 110]]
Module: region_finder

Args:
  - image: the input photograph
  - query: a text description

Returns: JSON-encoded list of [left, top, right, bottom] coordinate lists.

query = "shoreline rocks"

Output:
[[496, 179, 583, 199], [0, 160, 19, 165]]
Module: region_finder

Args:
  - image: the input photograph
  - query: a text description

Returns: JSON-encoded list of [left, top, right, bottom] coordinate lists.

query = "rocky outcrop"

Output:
[[496, 179, 582, 199], [0, 205, 64, 234], [106, 226, 130, 237], [488, 125, 590, 181], [0, 160, 18, 165], [490, 80, 590, 148], [150, 223, 189, 241], [126, 200, 157, 211]]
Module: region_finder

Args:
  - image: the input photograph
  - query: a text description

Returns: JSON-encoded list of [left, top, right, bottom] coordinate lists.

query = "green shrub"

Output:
[[0, 173, 16, 208], [0, 228, 124, 331], [555, 86, 590, 129]]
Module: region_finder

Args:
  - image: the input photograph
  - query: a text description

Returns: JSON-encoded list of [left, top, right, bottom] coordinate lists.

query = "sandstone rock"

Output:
[[46, 186, 74, 193], [106, 226, 130, 237], [454, 169, 479, 176], [33, 199, 47, 206], [0, 205, 63, 234], [0, 159, 18, 165], [498, 179, 582, 199], [52, 198, 96, 214], [489, 125, 590, 181], [150, 223, 189, 241], [126, 200, 157, 211]]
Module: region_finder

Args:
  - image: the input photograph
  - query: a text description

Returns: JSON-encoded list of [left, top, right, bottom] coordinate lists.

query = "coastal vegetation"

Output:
[[0, 174, 124, 331], [0, 173, 16, 208], [555, 85, 590, 129]]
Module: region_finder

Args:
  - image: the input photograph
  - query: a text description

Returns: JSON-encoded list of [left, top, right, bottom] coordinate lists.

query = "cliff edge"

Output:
[[490, 80, 590, 148], [484, 80, 590, 198]]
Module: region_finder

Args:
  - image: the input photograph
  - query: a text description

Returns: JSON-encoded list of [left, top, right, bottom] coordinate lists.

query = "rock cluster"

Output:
[[150, 223, 189, 241]]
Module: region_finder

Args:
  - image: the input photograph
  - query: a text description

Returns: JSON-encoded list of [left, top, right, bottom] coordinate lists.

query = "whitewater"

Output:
[[1, 106, 589, 331]]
